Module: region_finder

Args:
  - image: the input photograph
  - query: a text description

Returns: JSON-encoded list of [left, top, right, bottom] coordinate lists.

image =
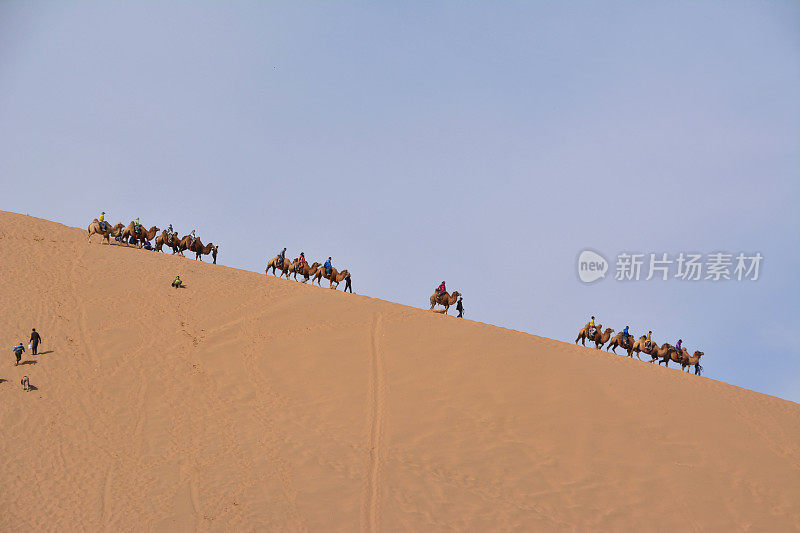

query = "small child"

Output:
[[12, 342, 25, 366]]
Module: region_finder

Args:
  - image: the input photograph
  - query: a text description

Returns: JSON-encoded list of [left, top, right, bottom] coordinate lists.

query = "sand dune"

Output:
[[0, 211, 798, 531]]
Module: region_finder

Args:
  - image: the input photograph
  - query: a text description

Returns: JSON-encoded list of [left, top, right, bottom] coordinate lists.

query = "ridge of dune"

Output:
[[0, 210, 798, 531]]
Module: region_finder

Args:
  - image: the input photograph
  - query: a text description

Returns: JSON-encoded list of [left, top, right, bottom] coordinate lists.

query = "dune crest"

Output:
[[0, 211, 798, 531]]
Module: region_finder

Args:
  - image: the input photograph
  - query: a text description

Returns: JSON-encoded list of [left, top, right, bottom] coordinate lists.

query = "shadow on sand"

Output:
[[19, 360, 37, 366], [37, 350, 54, 355]]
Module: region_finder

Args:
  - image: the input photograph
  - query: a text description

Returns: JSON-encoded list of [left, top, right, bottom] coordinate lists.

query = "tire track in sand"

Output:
[[363, 313, 386, 532]]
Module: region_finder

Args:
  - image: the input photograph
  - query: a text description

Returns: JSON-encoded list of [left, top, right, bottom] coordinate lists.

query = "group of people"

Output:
[[8, 328, 42, 392], [435, 281, 465, 318], [275, 248, 352, 292], [99, 212, 198, 251], [586, 316, 684, 358]]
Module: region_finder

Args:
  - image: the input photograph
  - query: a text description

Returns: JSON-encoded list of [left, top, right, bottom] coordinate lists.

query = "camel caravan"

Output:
[[575, 318, 704, 375], [266, 250, 351, 291], [88, 214, 218, 264]]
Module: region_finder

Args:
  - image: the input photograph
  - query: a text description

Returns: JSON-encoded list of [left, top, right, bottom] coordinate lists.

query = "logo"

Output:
[[577, 250, 608, 283]]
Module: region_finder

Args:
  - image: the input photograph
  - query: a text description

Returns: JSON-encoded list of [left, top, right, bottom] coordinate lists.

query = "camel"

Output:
[[681, 351, 704, 375], [630, 335, 658, 361], [328, 269, 350, 290], [657, 344, 687, 367], [293, 261, 321, 282], [575, 322, 601, 346], [121, 223, 159, 247], [311, 265, 349, 289], [266, 256, 292, 278], [187, 237, 218, 263], [429, 290, 461, 314], [155, 230, 183, 255], [606, 332, 636, 357], [592, 327, 615, 349], [87, 219, 124, 244]]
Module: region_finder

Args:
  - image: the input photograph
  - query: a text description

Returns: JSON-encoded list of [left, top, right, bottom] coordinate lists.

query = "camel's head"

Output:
[[605, 328, 614, 333], [695, 351, 704, 358], [311, 262, 320, 268], [452, 291, 461, 298]]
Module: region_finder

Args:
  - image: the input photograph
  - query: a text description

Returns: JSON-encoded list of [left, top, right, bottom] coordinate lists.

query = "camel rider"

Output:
[[190, 230, 197, 248], [278, 247, 286, 266], [166, 224, 174, 243], [645, 331, 652, 350], [588, 316, 596, 336], [298, 252, 306, 271], [99, 211, 107, 231], [622, 325, 630, 347], [436, 281, 446, 295], [324, 257, 332, 277], [134, 217, 141, 234], [675, 339, 683, 360]]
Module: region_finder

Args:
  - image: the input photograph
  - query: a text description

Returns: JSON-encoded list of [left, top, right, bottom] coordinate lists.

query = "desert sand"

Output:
[[0, 211, 798, 531]]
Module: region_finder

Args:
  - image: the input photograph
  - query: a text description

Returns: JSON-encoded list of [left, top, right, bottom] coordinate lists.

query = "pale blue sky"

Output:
[[2, 1, 798, 401]]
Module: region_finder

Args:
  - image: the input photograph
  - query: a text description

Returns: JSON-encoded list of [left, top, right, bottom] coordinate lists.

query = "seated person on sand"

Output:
[[172, 275, 183, 288]]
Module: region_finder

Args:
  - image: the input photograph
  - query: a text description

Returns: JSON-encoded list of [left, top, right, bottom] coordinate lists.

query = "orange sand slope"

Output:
[[0, 211, 798, 531]]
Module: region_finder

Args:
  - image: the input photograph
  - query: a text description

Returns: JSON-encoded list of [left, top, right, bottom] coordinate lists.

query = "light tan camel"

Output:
[[266, 256, 292, 278], [656, 344, 686, 367], [630, 336, 658, 361], [87, 220, 124, 244], [311, 265, 349, 289], [681, 351, 704, 375], [429, 290, 461, 314], [293, 262, 321, 282]]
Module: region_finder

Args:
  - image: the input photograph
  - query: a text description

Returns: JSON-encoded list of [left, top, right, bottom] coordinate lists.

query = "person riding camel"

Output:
[[99, 211, 107, 231], [622, 325, 631, 348], [134, 217, 141, 235], [190, 230, 197, 248], [645, 330, 653, 350], [278, 247, 286, 267], [298, 252, 306, 272], [166, 224, 174, 243], [324, 257, 332, 278], [436, 281, 446, 295], [675, 339, 683, 361], [588, 316, 596, 337]]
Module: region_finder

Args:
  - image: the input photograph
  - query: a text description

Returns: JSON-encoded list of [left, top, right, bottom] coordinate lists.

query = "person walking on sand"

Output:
[[29, 328, 42, 356], [12, 342, 25, 366], [344, 273, 352, 293], [456, 297, 464, 318]]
